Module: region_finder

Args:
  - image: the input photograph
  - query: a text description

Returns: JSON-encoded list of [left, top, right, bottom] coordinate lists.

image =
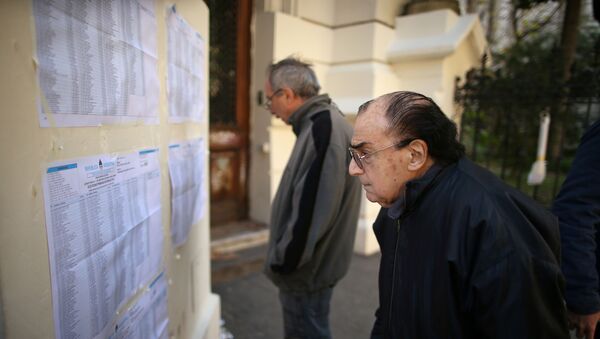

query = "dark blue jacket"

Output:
[[552, 119, 600, 315], [371, 158, 569, 338]]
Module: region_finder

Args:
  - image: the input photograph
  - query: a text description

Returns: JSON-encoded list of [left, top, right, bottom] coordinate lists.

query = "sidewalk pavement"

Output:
[[212, 250, 380, 339]]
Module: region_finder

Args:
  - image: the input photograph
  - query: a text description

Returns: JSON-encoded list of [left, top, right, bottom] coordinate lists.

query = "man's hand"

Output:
[[568, 310, 600, 339]]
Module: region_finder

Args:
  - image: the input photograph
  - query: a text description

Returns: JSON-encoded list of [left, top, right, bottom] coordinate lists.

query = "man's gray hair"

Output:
[[267, 57, 321, 99]]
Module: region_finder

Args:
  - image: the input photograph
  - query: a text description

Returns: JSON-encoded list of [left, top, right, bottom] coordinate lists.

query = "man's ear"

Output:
[[283, 87, 305, 113], [282, 87, 295, 101], [407, 139, 429, 171]]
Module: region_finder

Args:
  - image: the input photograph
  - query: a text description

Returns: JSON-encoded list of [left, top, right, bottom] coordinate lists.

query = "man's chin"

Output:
[[365, 193, 383, 207], [365, 192, 392, 208]]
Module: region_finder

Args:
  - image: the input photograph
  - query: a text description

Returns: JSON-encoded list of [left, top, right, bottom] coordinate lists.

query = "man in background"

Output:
[[263, 57, 361, 338], [553, 119, 600, 339]]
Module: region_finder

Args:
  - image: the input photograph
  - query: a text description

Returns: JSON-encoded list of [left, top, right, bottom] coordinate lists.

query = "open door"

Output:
[[206, 0, 252, 226]]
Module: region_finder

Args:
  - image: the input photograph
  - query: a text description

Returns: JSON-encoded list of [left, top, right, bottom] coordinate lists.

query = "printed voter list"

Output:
[[33, 0, 159, 127], [169, 138, 207, 247], [42, 148, 163, 339]]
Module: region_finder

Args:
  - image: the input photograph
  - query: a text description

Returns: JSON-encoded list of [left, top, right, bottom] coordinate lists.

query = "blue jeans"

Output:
[[278, 287, 334, 339]]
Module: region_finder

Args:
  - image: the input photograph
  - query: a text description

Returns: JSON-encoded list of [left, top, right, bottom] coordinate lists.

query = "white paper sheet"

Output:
[[166, 6, 205, 123], [168, 138, 206, 247], [33, 0, 159, 127], [42, 148, 163, 339], [109, 272, 168, 339]]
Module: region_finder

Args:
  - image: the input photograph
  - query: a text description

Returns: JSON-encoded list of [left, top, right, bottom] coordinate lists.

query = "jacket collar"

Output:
[[288, 94, 333, 135], [387, 162, 445, 220]]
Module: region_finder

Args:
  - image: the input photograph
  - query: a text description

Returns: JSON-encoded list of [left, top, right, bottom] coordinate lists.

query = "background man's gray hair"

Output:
[[267, 57, 321, 99]]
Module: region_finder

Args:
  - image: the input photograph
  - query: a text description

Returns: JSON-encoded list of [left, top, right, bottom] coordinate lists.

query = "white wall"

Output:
[[249, 11, 277, 224], [387, 10, 487, 115], [249, 3, 487, 255], [294, 0, 407, 27]]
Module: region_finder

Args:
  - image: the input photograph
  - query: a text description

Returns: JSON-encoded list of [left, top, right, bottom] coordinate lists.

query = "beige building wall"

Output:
[[0, 1, 220, 338], [249, 1, 487, 254]]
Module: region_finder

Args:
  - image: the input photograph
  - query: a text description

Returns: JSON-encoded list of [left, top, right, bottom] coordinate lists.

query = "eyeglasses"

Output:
[[348, 138, 416, 170], [264, 89, 283, 109]]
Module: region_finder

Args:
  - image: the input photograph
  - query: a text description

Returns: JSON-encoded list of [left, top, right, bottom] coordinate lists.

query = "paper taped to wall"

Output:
[[33, 0, 159, 127], [109, 272, 168, 339], [166, 6, 206, 123], [168, 138, 207, 247], [42, 148, 163, 339]]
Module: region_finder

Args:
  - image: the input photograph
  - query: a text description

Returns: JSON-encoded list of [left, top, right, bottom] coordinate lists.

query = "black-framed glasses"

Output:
[[264, 88, 283, 109], [348, 138, 416, 170]]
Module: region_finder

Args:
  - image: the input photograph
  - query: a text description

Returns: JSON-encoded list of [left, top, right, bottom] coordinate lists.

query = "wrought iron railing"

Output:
[[455, 36, 600, 206]]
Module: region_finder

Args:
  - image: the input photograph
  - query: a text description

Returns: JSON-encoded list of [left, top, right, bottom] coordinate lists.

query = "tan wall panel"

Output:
[[0, 1, 219, 338]]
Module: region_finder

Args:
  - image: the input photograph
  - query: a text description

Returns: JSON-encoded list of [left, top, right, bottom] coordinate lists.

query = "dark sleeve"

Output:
[[271, 111, 331, 274], [552, 119, 600, 314], [371, 208, 392, 339], [469, 251, 569, 338], [463, 201, 568, 338], [370, 308, 384, 339]]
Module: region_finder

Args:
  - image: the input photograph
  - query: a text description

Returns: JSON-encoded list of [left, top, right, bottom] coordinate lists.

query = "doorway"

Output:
[[205, 0, 252, 226]]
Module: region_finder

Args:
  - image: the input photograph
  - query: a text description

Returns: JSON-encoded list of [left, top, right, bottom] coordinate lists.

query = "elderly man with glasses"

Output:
[[349, 91, 569, 338], [263, 57, 361, 339]]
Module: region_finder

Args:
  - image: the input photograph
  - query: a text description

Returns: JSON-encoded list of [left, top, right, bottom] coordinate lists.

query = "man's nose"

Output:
[[348, 157, 363, 176]]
